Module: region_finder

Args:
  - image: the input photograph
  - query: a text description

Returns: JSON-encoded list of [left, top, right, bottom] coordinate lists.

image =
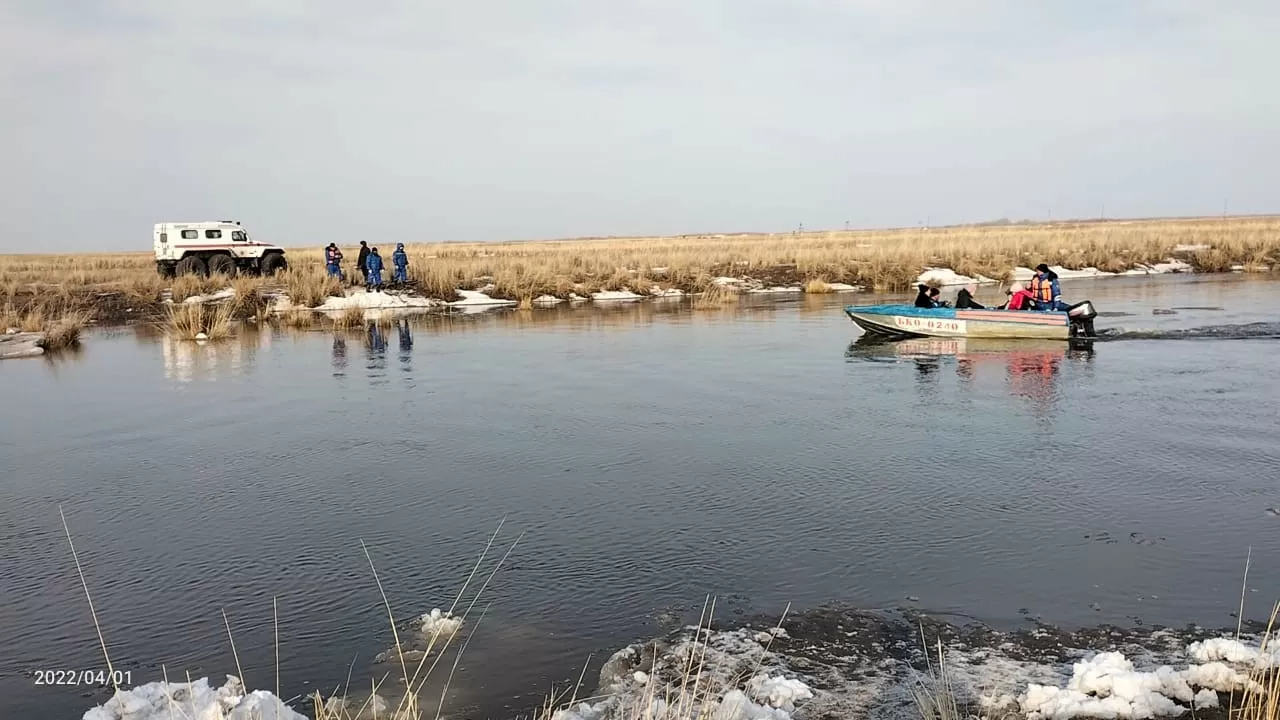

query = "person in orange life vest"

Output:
[[1029, 264, 1066, 310]]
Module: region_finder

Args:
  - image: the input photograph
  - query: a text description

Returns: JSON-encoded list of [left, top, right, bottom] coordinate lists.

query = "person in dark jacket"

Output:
[[365, 247, 384, 290], [955, 284, 985, 309], [914, 284, 937, 308], [391, 243, 408, 284], [356, 241, 371, 284]]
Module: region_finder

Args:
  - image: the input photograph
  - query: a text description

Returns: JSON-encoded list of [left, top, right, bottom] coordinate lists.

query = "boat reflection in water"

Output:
[[846, 335, 1095, 417]]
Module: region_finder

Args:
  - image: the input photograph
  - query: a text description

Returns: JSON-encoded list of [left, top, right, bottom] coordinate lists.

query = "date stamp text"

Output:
[[32, 669, 132, 686]]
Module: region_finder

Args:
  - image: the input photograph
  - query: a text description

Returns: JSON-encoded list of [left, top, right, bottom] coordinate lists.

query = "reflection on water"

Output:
[[847, 335, 1097, 419], [332, 333, 347, 376], [398, 319, 413, 372], [159, 325, 271, 382]]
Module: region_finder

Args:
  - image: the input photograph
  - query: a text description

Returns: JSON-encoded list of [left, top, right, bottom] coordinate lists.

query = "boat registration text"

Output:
[[893, 316, 965, 333]]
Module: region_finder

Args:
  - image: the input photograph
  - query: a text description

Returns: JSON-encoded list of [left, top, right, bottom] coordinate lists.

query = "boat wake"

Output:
[[1093, 321, 1280, 341]]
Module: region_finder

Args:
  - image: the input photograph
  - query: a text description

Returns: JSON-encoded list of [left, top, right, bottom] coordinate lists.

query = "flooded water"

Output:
[[3, 274, 1279, 719]]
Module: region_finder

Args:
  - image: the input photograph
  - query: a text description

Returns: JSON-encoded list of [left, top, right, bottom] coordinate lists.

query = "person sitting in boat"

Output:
[[1029, 264, 1067, 310], [914, 284, 937, 308], [955, 284, 985, 309], [1002, 282, 1036, 310]]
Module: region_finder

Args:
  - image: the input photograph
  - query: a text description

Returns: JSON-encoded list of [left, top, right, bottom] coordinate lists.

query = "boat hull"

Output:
[[844, 304, 1071, 340]]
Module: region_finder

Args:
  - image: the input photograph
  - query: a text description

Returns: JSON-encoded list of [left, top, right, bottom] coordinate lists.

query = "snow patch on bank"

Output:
[[827, 283, 861, 292], [1020, 650, 1253, 720], [548, 627, 818, 720], [180, 288, 237, 304], [1010, 260, 1193, 284], [650, 286, 685, 298], [83, 676, 306, 720], [533, 294, 565, 305], [917, 268, 999, 287], [315, 289, 444, 312], [591, 289, 645, 302], [747, 286, 804, 294], [447, 289, 517, 307]]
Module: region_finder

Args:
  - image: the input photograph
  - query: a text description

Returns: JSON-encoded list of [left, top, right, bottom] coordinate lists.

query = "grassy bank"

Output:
[[3, 216, 1278, 323]]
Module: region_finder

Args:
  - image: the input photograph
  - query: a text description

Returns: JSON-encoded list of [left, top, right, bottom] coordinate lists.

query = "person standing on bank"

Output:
[[365, 247, 385, 291], [392, 243, 408, 284], [357, 241, 371, 285]]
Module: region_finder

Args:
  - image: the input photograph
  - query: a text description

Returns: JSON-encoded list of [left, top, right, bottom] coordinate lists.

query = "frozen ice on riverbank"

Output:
[[179, 288, 237, 304], [549, 627, 817, 720], [1019, 649, 1255, 720], [1011, 260, 1193, 284], [447, 289, 517, 307], [83, 676, 306, 720], [591, 289, 645, 302], [546, 609, 1279, 720], [314, 289, 444, 312], [917, 268, 1000, 287]]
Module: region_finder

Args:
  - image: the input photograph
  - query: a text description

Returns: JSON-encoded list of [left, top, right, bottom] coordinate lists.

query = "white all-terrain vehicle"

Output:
[[153, 221, 288, 278]]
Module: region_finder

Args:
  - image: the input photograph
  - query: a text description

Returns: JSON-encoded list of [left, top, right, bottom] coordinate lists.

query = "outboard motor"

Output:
[[1066, 300, 1097, 337]]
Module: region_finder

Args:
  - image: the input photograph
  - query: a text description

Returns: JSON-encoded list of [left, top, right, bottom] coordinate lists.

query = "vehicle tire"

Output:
[[260, 253, 288, 276], [207, 254, 236, 277], [157, 262, 176, 279], [176, 255, 207, 277]]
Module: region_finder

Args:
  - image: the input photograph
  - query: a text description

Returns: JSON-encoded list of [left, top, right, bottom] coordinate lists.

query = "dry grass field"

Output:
[[2, 216, 1277, 332]]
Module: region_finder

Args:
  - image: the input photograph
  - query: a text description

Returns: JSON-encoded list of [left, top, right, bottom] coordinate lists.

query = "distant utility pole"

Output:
[[844, 220, 850, 231], [1101, 204, 1106, 220], [1223, 199, 1228, 218]]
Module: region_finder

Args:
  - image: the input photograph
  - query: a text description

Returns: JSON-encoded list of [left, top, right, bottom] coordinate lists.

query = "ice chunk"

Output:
[[83, 676, 307, 720]]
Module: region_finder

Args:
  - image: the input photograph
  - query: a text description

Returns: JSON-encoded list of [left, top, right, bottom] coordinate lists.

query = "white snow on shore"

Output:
[[1009, 259, 1193, 284], [83, 676, 306, 720], [827, 283, 861, 292], [179, 288, 237, 304], [592, 289, 645, 302], [1188, 637, 1280, 668], [650, 286, 685, 298], [746, 286, 804, 294], [533, 294, 565, 305], [1019, 650, 1255, 720], [543, 626, 820, 720], [917, 268, 1000, 287], [447, 289, 517, 307], [314, 289, 444, 312]]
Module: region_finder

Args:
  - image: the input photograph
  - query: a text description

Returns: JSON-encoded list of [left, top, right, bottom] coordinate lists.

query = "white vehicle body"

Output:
[[153, 221, 288, 277]]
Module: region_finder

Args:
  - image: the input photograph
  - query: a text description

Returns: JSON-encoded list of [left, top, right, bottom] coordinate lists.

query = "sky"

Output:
[[1, 0, 1277, 252]]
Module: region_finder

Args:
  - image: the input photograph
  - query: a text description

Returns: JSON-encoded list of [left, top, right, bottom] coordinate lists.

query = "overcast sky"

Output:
[[2, 1, 1276, 252]]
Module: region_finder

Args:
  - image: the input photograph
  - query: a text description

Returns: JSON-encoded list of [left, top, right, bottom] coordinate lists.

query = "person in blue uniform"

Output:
[[365, 247, 384, 290], [392, 243, 408, 284]]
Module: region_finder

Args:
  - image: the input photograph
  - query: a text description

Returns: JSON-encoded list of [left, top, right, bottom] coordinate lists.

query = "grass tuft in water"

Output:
[[165, 302, 236, 340], [42, 310, 91, 351]]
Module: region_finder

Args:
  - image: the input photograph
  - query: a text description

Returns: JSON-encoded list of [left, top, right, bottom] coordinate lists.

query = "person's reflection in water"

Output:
[[366, 321, 388, 381], [1005, 350, 1063, 421], [331, 333, 347, 377], [912, 357, 941, 399], [397, 318, 413, 372]]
